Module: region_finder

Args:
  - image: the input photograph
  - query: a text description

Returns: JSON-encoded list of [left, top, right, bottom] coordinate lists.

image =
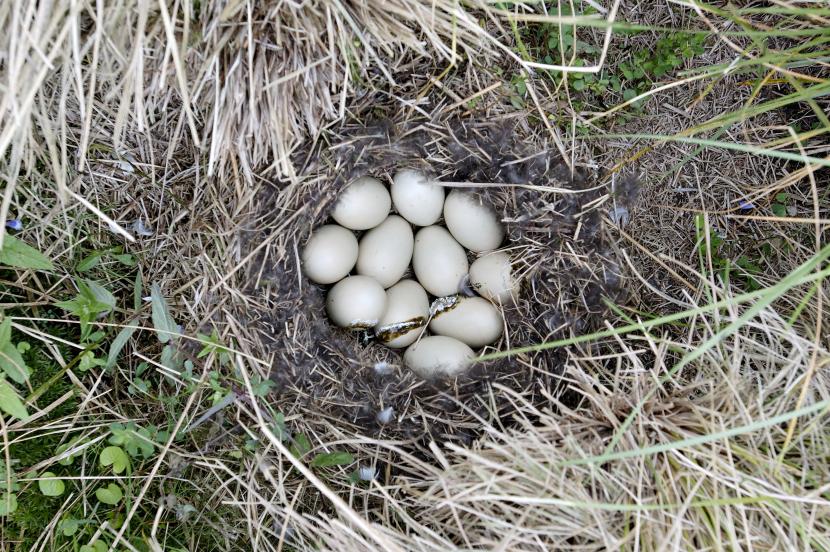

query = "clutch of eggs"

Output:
[[302, 170, 518, 380]]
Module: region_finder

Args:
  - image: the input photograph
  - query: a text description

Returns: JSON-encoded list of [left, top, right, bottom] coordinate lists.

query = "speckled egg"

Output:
[[301, 224, 358, 284]]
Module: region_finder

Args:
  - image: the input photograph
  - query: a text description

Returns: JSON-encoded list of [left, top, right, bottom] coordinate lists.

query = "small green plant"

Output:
[[75, 245, 136, 273], [37, 472, 65, 497], [55, 279, 116, 341], [771, 192, 790, 217], [695, 214, 762, 291], [509, 73, 528, 109], [523, 21, 705, 110], [0, 460, 20, 516], [618, 32, 706, 105], [0, 318, 32, 420]]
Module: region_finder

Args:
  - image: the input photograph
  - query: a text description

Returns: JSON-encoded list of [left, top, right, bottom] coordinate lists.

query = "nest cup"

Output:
[[243, 116, 632, 448]]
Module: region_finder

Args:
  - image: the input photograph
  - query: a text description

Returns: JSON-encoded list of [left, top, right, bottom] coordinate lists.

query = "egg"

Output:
[[443, 190, 504, 252], [391, 169, 445, 226], [375, 280, 429, 348], [404, 336, 475, 379], [326, 275, 387, 329], [356, 215, 414, 288], [469, 251, 520, 304], [429, 296, 503, 348], [301, 224, 359, 284], [331, 176, 391, 230], [412, 226, 469, 297]]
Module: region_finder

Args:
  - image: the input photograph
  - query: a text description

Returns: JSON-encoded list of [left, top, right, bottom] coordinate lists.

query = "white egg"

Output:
[[404, 336, 475, 379], [412, 226, 469, 297], [391, 169, 445, 226], [301, 224, 358, 284], [429, 296, 503, 348], [375, 280, 429, 348], [326, 275, 387, 329], [469, 251, 520, 304], [443, 190, 504, 252], [356, 215, 413, 288], [331, 176, 391, 230]]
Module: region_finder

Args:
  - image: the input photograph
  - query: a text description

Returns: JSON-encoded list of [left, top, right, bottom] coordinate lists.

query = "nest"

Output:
[[237, 106, 638, 453]]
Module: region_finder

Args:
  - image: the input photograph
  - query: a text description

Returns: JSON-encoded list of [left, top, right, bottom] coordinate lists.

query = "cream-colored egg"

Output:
[[391, 170, 445, 226], [301, 225, 358, 284], [356, 215, 413, 288], [443, 190, 504, 252], [404, 336, 475, 379], [469, 251, 520, 304], [331, 176, 391, 230], [412, 226, 469, 297], [429, 296, 503, 348], [326, 276, 387, 329], [375, 280, 429, 348]]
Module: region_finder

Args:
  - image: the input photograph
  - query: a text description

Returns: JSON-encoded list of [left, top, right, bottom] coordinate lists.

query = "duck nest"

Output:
[[236, 100, 639, 452]]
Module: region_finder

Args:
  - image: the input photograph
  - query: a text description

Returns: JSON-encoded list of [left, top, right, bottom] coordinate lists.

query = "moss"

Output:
[[6, 321, 80, 548]]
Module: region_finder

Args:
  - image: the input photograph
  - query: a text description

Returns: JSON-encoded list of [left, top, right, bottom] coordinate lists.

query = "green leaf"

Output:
[[272, 413, 289, 443], [133, 271, 143, 312], [772, 203, 787, 217], [80, 541, 108, 552], [60, 518, 83, 537], [160, 344, 181, 373], [0, 235, 54, 271], [56, 279, 117, 341], [310, 451, 353, 468], [56, 442, 80, 466], [106, 321, 138, 370], [250, 377, 274, 398], [0, 341, 29, 384], [76, 252, 102, 272], [128, 377, 149, 396], [196, 331, 230, 360], [95, 483, 123, 505], [151, 284, 177, 343], [99, 446, 129, 474], [0, 493, 17, 515], [109, 422, 155, 458], [0, 319, 10, 349], [38, 472, 65, 496], [83, 279, 116, 312], [113, 253, 136, 267], [775, 192, 789, 203], [291, 433, 312, 458], [0, 380, 28, 420], [78, 351, 106, 372]]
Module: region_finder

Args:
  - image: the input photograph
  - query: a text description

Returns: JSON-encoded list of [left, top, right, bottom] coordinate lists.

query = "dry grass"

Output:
[[1, 0, 828, 550]]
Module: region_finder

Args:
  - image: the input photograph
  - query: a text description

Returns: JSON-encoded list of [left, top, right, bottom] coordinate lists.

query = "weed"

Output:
[[618, 32, 706, 104], [695, 214, 763, 291]]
